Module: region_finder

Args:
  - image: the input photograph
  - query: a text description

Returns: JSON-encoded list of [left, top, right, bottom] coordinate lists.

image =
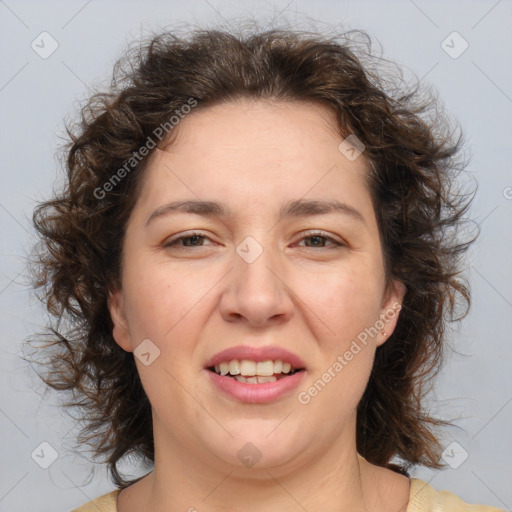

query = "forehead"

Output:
[[136, 99, 374, 222], [163, 98, 351, 162]]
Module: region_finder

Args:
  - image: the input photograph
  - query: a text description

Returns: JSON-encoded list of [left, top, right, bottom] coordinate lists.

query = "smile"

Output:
[[206, 361, 306, 403], [209, 359, 301, 383]]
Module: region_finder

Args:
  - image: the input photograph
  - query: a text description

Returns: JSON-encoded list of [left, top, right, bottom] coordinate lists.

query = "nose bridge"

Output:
[[235, 233, 281, 298], [219, 233, 293, 325]]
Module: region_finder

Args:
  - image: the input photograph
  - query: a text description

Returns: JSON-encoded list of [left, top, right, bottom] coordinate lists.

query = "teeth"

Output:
[[256, 376, 277, 383], [256, 360, 274, 376], [219, 362, 229, 376], [229, 360, 240, 375], [212, 359, 298, 377], [235, 375, 278, 384], [240, 360, 256, 376]]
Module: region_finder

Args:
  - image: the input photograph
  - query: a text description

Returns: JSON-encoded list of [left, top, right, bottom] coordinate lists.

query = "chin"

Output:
[[203, 420, 308, 471]]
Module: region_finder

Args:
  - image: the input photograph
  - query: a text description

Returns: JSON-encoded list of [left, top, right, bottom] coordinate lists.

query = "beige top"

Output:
[[72, 478, 504, 511]]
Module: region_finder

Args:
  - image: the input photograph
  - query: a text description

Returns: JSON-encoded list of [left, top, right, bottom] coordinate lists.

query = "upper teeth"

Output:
[[214, 359, 293, 376]]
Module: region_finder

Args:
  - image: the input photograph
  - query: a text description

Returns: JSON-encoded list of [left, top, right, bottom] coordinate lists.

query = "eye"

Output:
[[163, 231, 345, 251], [163, 232, 214, 249], [295, 231, 345, 249]]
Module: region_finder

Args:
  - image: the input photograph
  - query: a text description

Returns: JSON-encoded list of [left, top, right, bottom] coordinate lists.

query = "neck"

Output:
[[125, 416, 409, 512]]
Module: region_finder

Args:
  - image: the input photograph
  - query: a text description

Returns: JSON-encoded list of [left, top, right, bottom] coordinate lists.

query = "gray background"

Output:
[[1, 1, 511, 510]]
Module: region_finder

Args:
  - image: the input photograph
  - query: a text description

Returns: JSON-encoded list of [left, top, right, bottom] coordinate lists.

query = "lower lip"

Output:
[[206, 370, 306, 403]]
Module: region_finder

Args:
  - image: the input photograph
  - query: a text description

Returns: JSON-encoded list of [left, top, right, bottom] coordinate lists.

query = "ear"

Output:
[[376, 279, 406, 347], [108, 289, 133, 352]]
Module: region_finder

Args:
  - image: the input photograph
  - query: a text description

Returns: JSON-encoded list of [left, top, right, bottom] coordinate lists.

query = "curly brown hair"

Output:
[[29, 26, 477, 487]]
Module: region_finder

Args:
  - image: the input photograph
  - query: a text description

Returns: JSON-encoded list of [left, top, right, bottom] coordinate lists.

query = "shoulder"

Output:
[[71, 489, 120, 512], [69, 479, 505, 512], [407, 478, 505, 512]]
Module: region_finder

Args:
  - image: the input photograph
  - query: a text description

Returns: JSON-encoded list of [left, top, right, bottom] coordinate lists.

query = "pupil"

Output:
[[186, 235, 201, 246]]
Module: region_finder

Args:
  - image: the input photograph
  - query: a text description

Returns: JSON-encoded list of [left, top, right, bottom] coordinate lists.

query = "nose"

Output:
[[218, 240, 295, 328]]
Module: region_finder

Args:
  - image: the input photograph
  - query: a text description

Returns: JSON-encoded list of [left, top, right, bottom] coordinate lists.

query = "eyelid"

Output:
[[163, 229, 346, 250], [163, 231, 214, 247], [294, 230, 346, 248]]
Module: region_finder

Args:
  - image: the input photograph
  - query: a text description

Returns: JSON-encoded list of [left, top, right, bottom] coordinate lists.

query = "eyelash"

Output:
[[164, 231, 345, 250]]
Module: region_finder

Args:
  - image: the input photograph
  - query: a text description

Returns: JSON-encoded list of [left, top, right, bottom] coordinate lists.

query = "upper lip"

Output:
[[205, 345, 306, 370]]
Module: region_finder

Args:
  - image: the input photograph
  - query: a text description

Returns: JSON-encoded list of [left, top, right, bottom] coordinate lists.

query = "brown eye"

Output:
[[164, 232, 213, 249], [296, 232, 345, 249]]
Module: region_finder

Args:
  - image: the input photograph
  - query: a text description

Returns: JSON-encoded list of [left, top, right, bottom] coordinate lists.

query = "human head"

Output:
[[31, 26, 474, 486]]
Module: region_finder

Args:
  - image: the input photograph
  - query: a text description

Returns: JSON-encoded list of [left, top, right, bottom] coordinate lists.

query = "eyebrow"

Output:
[[145, 198, 366, 226]]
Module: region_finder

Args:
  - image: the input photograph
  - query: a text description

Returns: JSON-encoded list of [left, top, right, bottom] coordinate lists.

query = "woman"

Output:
[[31, 26, 502, 511]]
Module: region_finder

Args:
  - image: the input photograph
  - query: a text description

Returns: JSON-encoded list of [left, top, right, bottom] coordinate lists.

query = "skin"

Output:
[[109, 99, 409, 512]]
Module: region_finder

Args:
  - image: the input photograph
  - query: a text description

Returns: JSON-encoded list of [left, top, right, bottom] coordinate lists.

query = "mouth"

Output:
[[204, 345, 307, 402], [207, 359, 305, 384]]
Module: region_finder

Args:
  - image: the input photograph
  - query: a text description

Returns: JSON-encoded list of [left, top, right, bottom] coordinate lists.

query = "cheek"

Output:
[[296, 269, 381, 424], [294, 259, 385, 346], [120, 263, 207, 410], [121, 256, 205, 340]]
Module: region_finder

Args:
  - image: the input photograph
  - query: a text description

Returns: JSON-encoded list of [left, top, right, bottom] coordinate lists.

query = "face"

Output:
[[109, 99, 405, 474]]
